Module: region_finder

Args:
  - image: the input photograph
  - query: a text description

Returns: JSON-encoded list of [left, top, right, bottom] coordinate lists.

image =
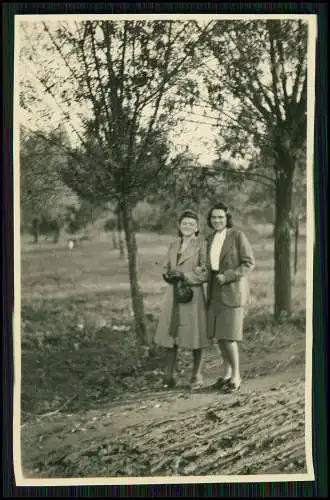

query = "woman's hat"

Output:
[[179, 209, 199, 223]]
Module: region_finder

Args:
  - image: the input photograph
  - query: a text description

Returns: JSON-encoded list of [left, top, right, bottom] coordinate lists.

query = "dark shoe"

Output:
[[224, 381, 241, 393], [212, 377, 231, 390], [162, 376, 176, 389], [190, 374, 204, 390]]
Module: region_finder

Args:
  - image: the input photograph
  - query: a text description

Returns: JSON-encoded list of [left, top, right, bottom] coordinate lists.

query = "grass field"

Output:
[[19, 225, 309, 478]]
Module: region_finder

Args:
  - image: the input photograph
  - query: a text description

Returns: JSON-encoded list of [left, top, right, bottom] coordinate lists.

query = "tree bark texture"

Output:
[[121, 201, 149, 345], [117, 210, 125, 259], [274, 149, 294, 318]]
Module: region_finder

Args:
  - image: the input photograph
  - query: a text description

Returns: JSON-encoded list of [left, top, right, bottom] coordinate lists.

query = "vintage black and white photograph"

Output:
[[14, 13, 316, 484]]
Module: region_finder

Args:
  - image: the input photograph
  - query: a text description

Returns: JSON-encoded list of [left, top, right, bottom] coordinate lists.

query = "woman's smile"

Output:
[[210, 209, 227, 231], [180, 217, 198, 237]]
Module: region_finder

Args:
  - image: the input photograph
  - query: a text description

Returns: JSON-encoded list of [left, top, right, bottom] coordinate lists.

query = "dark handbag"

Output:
[[174, 279, 194, 304], [163, 272, 194, 304]]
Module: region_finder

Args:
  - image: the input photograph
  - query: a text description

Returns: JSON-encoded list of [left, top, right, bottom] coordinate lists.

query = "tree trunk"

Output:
[[116, 209, 125, 259], [274, 154, 294, 319], [53, 224, 60, 244], [112, 230, 118, 249], [119, 236, 125, 259], [294, 216, 299, 277], [121, 201, 149, 345], [32, 218, 39, 244]]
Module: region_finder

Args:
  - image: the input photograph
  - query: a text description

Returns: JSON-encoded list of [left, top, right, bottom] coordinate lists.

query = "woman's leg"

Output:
[[191, 348, 203, 382], [223, 340, 241, 386], [165, 345, 178, 382], [218, 341, 232, 380]]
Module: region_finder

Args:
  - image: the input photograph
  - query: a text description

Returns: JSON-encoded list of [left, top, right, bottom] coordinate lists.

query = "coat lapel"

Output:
[[206, 233, 215, 269], [219, 228, 233, 265], [177, 237, 200, 265], [169, 239, 181, 269]]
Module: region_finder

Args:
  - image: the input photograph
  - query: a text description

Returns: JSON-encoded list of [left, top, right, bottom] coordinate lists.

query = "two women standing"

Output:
[[154, 204, 255, 393]]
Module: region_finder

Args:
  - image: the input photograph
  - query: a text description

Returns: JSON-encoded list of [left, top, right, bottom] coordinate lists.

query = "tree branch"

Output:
[[119, 21, 128, 105], [193, 96, 268, 136], [126, 36, 142, 168], [102, 21, 122, 154], [203, 27, 273, 125], [291, 73, 307, 147], [291, 54, 306, 105], [88, 22, 112, 138], [207, 166, 275, 187], [276, 37, 290, 111], [243, 90, 273, 123], [24, 60, 89, 149], [297, 73, 307, 109], [78, 24, 110, 153], [253, 73, 277, 116], [137, 21, 214, 109], [21, 125, 89, 165], [135, 22, 174, 168], [42, 22, 82, 85], [184, 118, 221, 127], [267, 21, 283, 123]]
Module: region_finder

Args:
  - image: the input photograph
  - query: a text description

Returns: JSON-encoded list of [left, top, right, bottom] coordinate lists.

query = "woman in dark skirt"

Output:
[[205, 203, 255, 393]]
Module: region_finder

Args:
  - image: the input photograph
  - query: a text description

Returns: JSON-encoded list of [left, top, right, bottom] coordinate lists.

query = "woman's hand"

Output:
[[216, 273, 227, 285], [167, 270, 184, 280], [163, 273, 173, 284]]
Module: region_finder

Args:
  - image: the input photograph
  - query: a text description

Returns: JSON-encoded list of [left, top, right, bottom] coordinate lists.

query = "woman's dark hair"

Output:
[[207, 203, 233, 229], [178, 209, 200, 237]]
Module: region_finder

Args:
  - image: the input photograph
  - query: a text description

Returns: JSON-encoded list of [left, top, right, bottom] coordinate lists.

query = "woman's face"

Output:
[[210, 209, 227, 232], [180, 217, 198, 237]]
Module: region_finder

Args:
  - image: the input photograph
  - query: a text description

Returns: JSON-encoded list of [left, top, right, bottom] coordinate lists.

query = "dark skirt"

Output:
[[207, 274, 245, 342]]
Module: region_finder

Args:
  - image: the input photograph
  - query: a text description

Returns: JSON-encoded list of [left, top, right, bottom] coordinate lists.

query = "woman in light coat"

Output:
[[206, 203, 255, 393], [154, 209, 209, 390]]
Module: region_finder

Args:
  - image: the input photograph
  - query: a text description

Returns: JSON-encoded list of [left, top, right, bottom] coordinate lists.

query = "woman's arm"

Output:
[[184, 241, 210, 285], [221, 231, 255, 283]]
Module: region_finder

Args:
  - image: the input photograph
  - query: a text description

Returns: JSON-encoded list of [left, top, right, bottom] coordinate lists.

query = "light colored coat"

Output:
[[154, 237, 210, 349], [206, 228, 255, 308]]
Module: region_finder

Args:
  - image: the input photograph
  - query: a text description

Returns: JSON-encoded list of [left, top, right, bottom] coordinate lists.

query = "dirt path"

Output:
[[20, 365, 307, 478]]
